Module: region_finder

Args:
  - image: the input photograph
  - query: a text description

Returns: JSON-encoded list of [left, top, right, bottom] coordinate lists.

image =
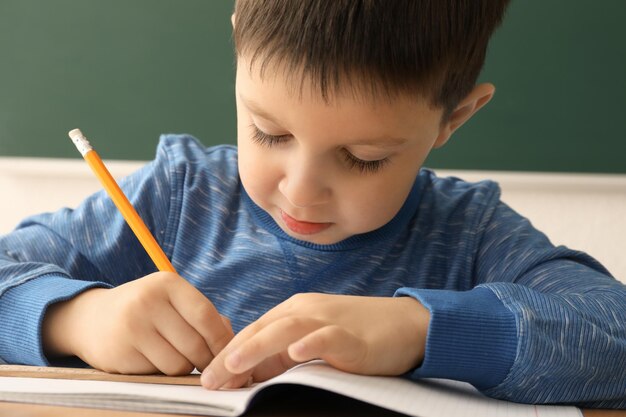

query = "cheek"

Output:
[[237, 142, 280, 207], [345, 145, 430, 231], [338, 173, 415, 233]]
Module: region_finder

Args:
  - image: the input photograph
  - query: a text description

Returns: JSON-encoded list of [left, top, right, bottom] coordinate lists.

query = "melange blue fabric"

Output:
[[0, 134, 624, 408]]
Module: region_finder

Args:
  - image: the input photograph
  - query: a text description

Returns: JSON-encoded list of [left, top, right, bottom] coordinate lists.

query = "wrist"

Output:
[[395, 287, 517, 389], [396, 296, 430, 367], [42, 288, 107, 358]]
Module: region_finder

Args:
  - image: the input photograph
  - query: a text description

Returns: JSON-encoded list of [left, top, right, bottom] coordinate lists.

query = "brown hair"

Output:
[[233, 0, 510, 119]]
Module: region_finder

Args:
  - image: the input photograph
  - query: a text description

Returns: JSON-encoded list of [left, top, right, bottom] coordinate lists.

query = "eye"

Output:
[[342, 150, 390, 174], [249, 124, 291, 147]]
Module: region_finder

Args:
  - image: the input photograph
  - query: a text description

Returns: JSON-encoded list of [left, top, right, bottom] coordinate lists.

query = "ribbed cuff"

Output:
[[0, 275, 111, 366], [394, 287, 517, 390]]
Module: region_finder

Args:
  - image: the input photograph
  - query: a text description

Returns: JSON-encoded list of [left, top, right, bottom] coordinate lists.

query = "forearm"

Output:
[[483, 272, 626, 408], [449, 197, 626, 407], [0, 275, 110, 365], [398, 272, 626, 408]]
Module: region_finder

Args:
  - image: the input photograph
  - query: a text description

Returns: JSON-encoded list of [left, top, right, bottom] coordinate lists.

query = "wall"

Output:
[[1, 1, 625, 172]]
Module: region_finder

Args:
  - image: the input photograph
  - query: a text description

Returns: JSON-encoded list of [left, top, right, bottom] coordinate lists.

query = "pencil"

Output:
[[68, 128, 176, 273], [0, 364, 200, 386]]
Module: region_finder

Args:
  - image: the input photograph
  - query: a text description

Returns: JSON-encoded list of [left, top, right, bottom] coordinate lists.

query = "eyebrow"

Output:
[[240, 95, 409, 148]]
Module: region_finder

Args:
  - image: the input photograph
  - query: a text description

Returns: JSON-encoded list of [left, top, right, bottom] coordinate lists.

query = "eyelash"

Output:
[[250, 124, 290, 147], [249, 124, 390, 174]]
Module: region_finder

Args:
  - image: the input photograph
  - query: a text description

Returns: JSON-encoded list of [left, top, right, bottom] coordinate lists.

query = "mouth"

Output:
[[280, 210, 332, 235]]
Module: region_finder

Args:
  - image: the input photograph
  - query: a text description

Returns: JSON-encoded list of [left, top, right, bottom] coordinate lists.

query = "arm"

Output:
[[398, 200, 626, 408], [1, 137, 235, 372], [0, 141, 172, 366]]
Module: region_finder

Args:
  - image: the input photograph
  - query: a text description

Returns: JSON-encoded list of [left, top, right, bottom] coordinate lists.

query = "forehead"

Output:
[[236, 58, 444, 143], [236, 54, 436, 108]]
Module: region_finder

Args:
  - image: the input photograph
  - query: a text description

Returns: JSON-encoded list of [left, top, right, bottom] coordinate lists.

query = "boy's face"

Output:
[[236, 57, 448, 245]]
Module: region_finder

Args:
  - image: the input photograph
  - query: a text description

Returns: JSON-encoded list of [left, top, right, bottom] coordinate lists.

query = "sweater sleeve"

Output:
[[0, 136, 177, 366], [396, 200, 626, 408]]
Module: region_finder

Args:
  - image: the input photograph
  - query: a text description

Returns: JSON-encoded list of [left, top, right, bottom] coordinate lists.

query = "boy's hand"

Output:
[[201, 293, 430, 390], [42, 272, 234, 375]]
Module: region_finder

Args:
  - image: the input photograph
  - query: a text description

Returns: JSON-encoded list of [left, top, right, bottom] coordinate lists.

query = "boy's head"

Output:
[[233, 0, 510, 120], [231, 0, 510, 245]]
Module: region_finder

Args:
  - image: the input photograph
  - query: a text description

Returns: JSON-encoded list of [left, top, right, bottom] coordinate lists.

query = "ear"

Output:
[[433, 83, 495, 148], [231, 13, 236, 29]]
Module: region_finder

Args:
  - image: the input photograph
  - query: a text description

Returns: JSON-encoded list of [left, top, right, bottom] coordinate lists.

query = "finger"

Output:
[[287, 325, 368, 373], [135, 327, 195, 376], [153, 302, 215, 371], [98, 349, 156, 375], [250, 353, 298, 382], [225, 317, 323, 373], [201, 322, 264, 389], [222, 371, 255, 389], [201, 303, 308, 389], [220, 314, 232, 330], [165, 276, 235, 357], [249, 327, 364, 381], [203, 317, 323, 389]]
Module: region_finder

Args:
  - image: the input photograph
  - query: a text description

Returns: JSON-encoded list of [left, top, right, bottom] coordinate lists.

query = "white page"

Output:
[[274, 363, 581, 417], [0, 376, 253, 416], [0, 361, 582, 417]]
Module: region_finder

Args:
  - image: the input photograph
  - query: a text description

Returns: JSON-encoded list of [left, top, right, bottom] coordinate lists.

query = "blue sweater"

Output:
[[0, 135, 624, 408]]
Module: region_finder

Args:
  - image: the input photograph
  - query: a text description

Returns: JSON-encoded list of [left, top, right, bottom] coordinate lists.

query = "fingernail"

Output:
[[202, 369, 216, 389]]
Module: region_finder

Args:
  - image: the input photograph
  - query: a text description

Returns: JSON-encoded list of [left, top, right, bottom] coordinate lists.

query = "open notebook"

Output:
[[0, 361, 580, 417]]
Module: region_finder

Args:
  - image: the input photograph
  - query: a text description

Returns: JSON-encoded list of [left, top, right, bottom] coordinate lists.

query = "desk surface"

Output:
[[1, 369, 625, 416], [0, 395, 624, 417], [2, 370, 624, 417]]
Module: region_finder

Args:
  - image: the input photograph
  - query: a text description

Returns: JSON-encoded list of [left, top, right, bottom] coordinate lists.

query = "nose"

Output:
[[278, 156, 331, 208]]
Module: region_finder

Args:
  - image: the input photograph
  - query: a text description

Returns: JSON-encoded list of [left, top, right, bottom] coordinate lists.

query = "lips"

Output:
[[280, 210, 332, 235]]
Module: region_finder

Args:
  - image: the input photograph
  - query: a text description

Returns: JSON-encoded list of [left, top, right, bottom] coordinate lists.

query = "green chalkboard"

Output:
[[1, 0, 625, 173], [0, 0, 236, 161]]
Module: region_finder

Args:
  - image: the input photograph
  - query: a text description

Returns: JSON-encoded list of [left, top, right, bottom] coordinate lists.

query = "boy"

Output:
[[1, 0, 624, 409]]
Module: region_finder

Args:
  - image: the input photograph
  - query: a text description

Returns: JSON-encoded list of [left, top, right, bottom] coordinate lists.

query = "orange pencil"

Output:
[[68, 128, 176, 273]]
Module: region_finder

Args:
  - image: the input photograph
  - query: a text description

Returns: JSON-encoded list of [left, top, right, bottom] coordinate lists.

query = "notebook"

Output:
[[0, 361, 580, 417]]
